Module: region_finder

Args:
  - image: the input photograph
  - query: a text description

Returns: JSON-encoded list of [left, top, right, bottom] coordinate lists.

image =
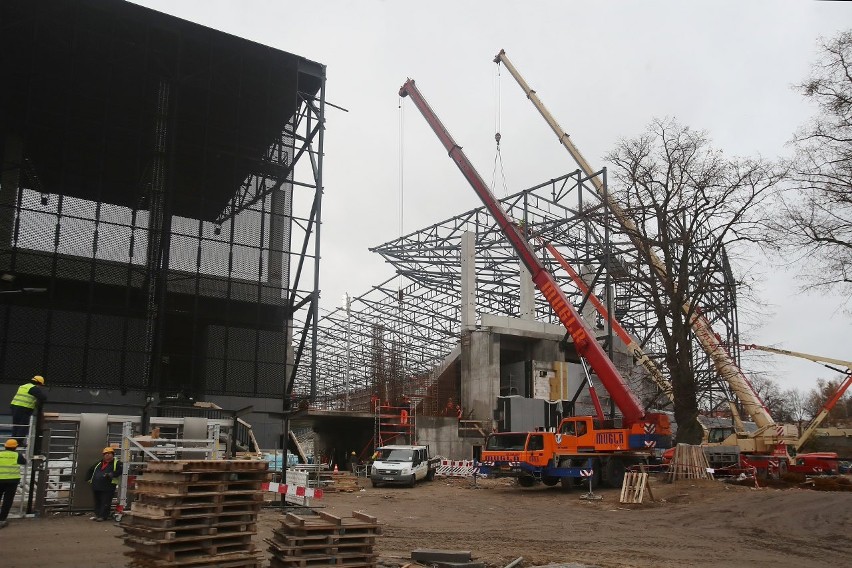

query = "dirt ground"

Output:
[[3, 474, 851, 568]]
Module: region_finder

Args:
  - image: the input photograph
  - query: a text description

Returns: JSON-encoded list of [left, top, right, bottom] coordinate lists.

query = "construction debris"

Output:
[[121, 459, 269, 568], [667, 444, 714, 481], [409, 549, 486, 568], [266, 510, 381, 567]]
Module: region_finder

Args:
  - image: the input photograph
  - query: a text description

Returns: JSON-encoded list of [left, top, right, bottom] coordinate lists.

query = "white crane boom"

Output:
[[494, 49, 775, 431]]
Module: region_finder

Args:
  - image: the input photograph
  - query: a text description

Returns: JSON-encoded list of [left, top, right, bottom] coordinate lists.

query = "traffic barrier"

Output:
[[262, 482, 324, 499], [436, 459, 480, 478]]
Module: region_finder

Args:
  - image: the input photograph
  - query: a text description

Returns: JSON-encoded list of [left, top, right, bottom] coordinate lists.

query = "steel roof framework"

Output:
[[301, 171, 740, 415]]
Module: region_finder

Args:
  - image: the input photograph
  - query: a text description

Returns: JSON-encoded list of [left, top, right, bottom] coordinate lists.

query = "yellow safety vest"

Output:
[[11, 383, 37, 410], [0, 450, 21, 481], [88, 459, 119, 485]]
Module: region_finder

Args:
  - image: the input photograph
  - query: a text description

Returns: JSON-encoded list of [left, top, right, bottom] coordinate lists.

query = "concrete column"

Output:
[[460, 231, 476, 331], [578, 263, 600, 327], [460, 330, 500, 425], [519, 261, 536, 320]]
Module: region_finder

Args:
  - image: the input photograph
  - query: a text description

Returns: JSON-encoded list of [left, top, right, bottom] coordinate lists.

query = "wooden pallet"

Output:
[[144, 460, 269, 473], [619, 472, 654, 504], [124, 520, 256, 540], [267, 511, 380, 568], [127, 551, 262, 568], [130, 500, 264, 519], [124, 460, 266, 568], [126, 510, 257, 529]]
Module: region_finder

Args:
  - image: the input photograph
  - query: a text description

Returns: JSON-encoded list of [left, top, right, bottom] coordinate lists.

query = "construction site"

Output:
[[0, 1, 850, 568]]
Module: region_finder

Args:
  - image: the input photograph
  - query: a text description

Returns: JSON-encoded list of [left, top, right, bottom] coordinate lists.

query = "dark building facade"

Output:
[[0, 0, 325, 434]]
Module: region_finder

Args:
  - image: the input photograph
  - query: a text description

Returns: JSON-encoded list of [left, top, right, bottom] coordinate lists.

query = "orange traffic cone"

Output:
[[333, 464, 338, 473]]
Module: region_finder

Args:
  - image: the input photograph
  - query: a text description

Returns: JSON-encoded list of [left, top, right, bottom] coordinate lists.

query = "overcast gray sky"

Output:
[[132, 0, 851, 394]]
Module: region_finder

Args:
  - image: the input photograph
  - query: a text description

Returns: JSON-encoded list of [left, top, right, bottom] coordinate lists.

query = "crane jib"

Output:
[[400, 76, 645, 426]]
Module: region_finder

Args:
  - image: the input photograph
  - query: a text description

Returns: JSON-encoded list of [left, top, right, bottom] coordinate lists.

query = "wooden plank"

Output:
[[315, 511, 342, 525]]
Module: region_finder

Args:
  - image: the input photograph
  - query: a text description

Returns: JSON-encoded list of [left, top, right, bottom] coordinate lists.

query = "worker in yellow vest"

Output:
[[0, 439, 26, 529], [9, 375, 47, 447]]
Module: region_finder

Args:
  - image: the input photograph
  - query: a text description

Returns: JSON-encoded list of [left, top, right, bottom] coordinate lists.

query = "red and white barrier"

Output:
[[436, 459, 480, 478], [261, 482, 324, 499]]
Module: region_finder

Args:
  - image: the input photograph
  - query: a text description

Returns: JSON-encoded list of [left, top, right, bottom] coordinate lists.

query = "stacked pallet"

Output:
[[122, 460, 269, 568], [327, 471, 360, 493], [667, 444, 714, 481], [266, 510, 381, 568]]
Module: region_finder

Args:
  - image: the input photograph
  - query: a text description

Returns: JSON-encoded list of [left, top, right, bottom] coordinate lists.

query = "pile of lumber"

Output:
[[667, 444, 714, 481], [327, 471, 360, 492], [121, 460, 269, 568], [266, 510, 381, 568]]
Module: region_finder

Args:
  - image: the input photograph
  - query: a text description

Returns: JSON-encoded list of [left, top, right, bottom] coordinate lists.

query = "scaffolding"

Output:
[[374, 403, 414, 448]]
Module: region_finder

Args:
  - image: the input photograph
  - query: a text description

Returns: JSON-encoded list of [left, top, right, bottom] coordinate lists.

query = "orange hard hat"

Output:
[[4, 439, 18, 449], [32, 375, 45, 385], [102, 447, 115, 454]]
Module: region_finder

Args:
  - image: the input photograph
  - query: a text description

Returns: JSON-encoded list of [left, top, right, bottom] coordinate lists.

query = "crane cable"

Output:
[[492, 61, 510, 198]]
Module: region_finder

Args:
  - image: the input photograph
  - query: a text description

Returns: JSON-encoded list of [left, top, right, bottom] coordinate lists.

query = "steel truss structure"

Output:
[[303, 170, 741, 416]]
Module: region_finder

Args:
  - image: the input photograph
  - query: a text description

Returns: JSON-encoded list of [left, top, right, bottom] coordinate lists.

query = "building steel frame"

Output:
[[0, 0, 325, 406], [304, 170, 741, 416]]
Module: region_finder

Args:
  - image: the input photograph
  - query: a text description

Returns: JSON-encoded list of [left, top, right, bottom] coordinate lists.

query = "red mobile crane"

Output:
[[399, 79, 671, 487], [540, 240, 673, 403], [738, 345, 852, 475]]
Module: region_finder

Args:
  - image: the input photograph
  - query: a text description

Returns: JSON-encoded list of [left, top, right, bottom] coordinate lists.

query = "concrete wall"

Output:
[[416, 415, 481, 461], [461, 330, 500, 425]]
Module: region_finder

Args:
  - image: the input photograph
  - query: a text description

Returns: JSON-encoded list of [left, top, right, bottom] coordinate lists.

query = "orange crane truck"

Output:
[[398, 78, 672, 489], [481, 414, 668, 488]]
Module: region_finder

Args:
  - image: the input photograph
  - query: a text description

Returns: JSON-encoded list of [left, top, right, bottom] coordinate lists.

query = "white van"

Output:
[[370, 444, 438, 487]]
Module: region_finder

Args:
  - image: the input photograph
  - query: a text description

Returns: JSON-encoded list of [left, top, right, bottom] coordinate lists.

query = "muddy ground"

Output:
[[4, 475, 850, 568]]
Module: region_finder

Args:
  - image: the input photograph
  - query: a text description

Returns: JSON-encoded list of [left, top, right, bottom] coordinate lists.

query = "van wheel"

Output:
[[426, 469, 435, 481], [371, 480, 380, 488], [408, 474, 416, 488]]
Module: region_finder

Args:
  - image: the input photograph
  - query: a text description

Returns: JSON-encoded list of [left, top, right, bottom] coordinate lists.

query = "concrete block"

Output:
[[411, 549, 473, 563]]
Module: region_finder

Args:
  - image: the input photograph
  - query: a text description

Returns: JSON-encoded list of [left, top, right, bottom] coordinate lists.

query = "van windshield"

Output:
[[378, 448, 414, 461], [485, 433, 528, 451]]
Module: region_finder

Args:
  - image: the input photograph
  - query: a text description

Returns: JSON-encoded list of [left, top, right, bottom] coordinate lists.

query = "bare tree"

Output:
[[784, 388, 811, 433], [806, 376, 852, 426], [749, 374, 793, 424], [772, 30, 852, 308], [607, 119, 786, 444]]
